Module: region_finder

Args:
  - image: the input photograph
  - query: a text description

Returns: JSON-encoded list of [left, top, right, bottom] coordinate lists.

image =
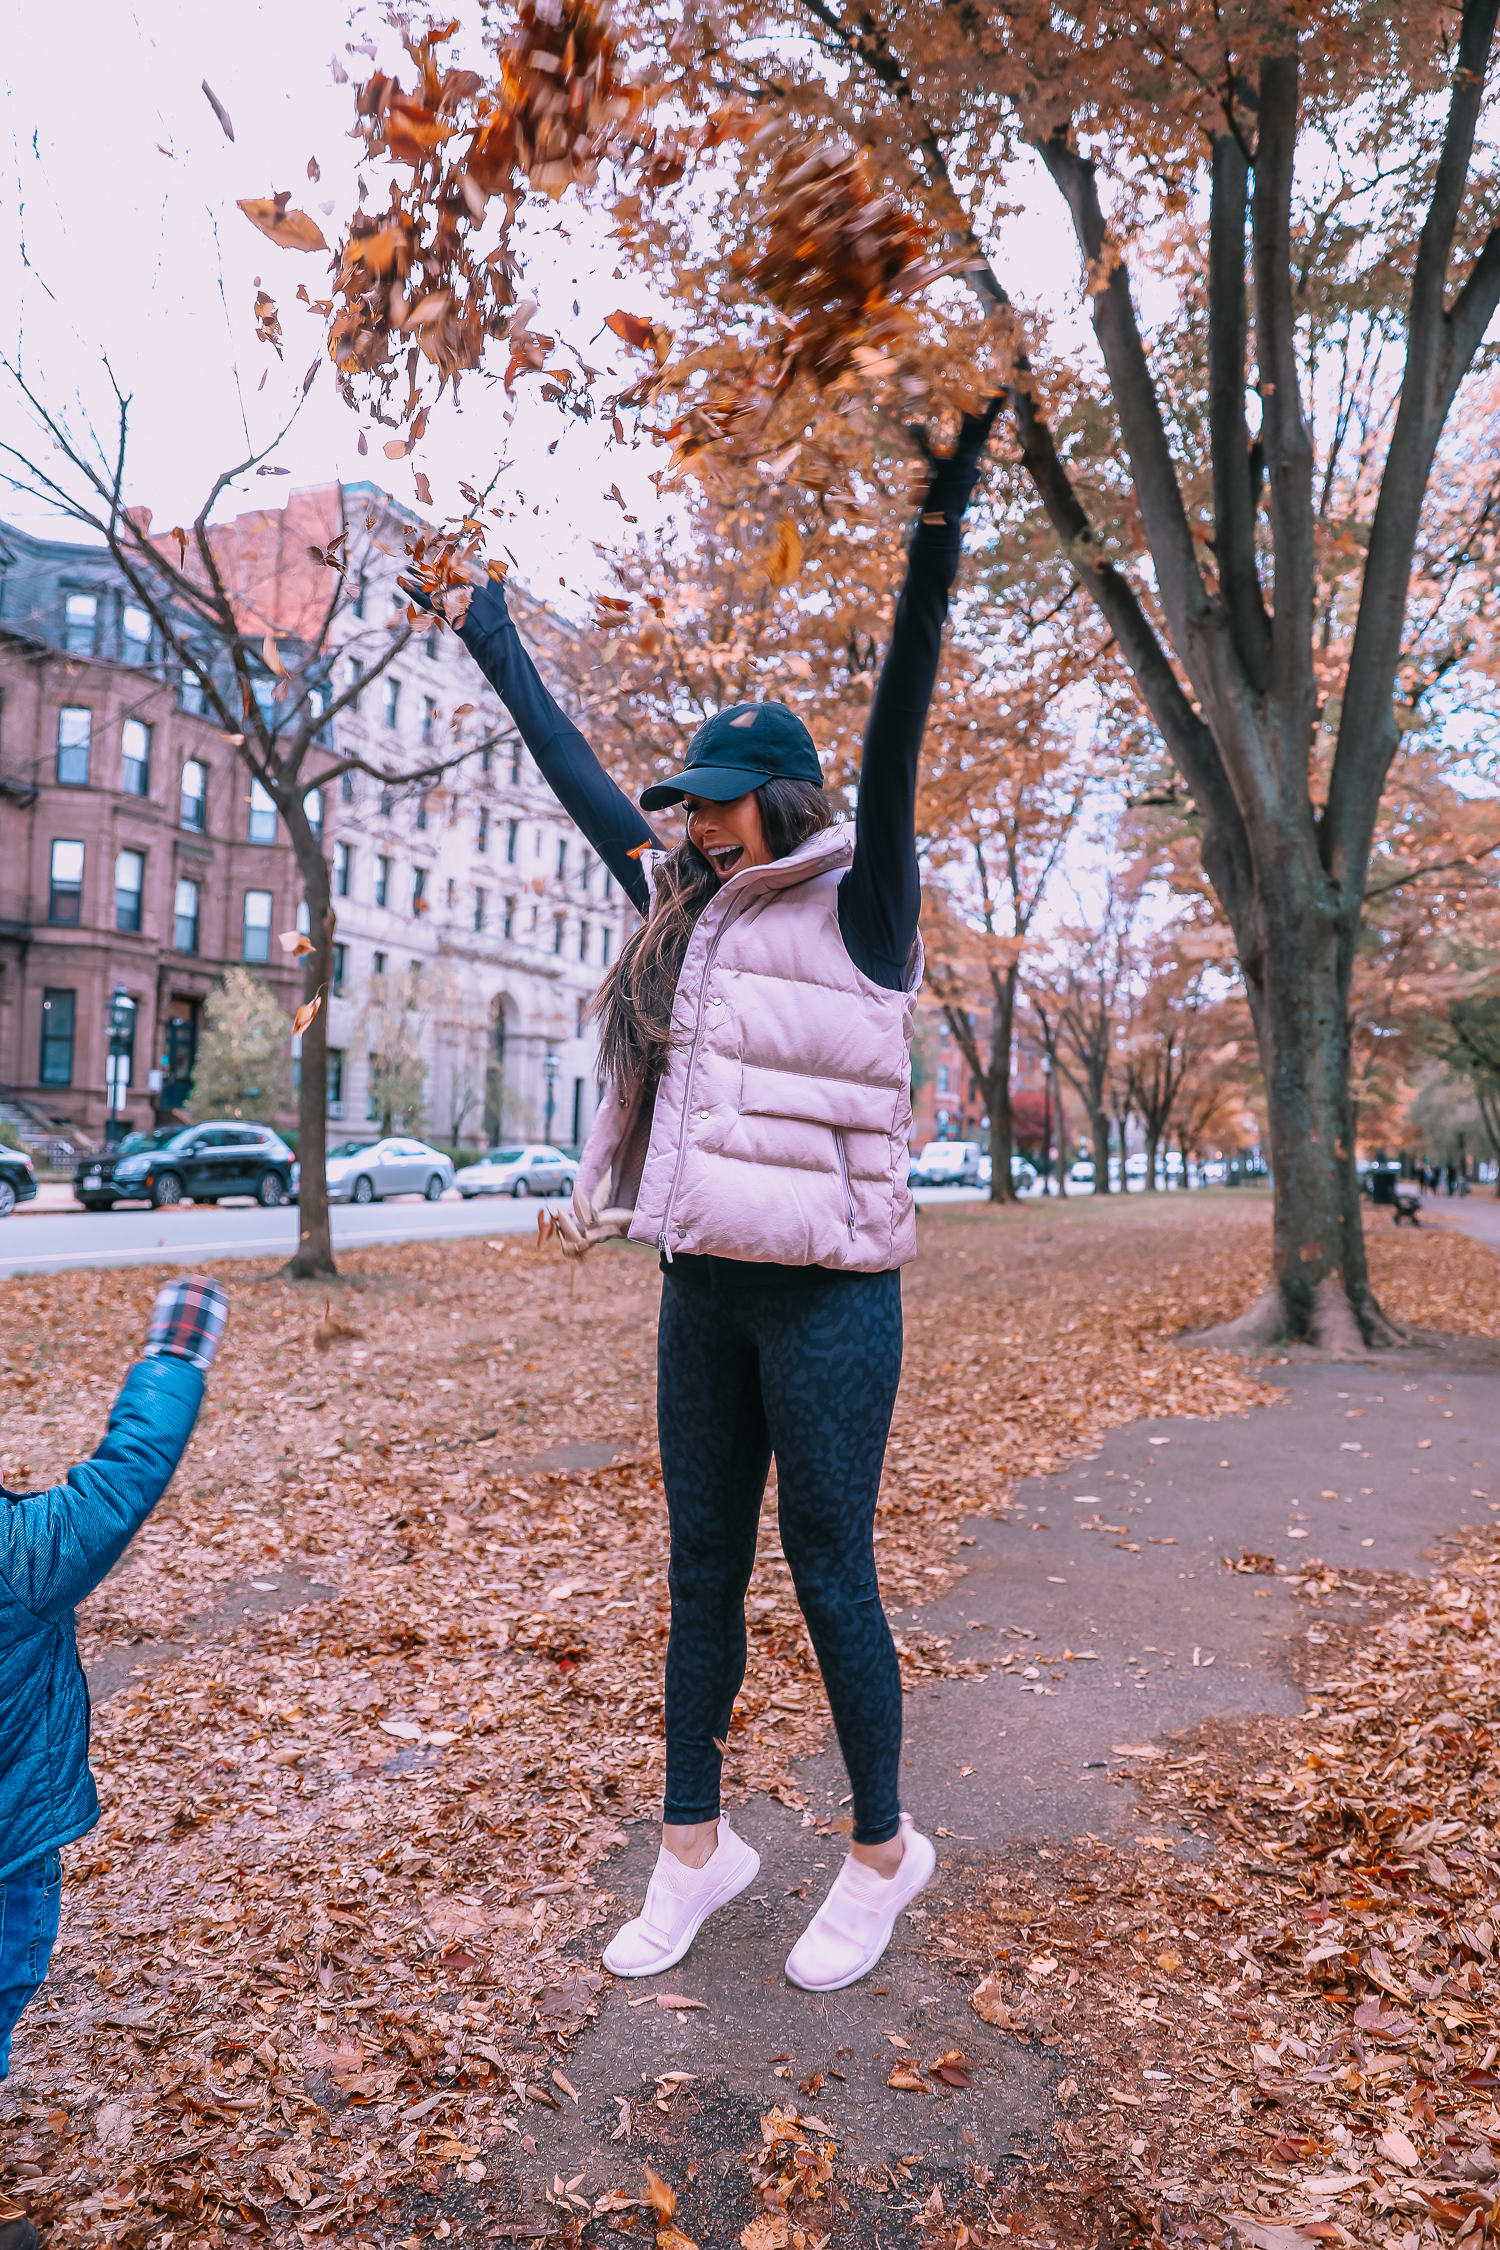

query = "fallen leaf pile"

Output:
[[924, 1537, 1500, 2249], [0, 1196, 1493, 2245]]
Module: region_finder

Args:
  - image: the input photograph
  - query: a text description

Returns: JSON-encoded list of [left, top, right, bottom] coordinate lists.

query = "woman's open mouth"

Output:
[[707, 844, 745, 877]]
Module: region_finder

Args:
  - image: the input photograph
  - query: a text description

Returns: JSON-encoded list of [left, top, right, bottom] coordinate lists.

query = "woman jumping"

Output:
[[411, 401, 998, 1990]]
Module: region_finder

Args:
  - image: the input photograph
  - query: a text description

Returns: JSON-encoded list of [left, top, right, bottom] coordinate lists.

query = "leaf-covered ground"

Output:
[[0, 1194, 1496, 2248]]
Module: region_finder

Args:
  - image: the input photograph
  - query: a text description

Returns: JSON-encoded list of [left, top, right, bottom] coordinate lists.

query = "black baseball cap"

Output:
[[638, 702, 822, 811]]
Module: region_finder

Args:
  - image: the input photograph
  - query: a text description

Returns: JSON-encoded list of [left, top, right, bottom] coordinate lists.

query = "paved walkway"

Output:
[[487, 1349, 1500, 2217]]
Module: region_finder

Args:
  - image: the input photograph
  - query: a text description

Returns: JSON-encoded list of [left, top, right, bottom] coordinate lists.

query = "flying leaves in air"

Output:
[[277, 930, 315, 958], [605, 308, 672, 365], [414, 470, 433, 507], [253, 290, 283, 358], [237, 193, 330, 254], [292, 989, 325, 1036], [201, 80, 235, 141]]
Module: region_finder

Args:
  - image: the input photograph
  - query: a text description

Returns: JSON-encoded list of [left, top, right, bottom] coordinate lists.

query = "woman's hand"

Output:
[[553, 1181, 635, 1261], [909, 396, 1003, 524]]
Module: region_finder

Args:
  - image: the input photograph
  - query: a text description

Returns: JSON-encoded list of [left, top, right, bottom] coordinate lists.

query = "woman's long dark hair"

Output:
[[593, 777, 836, 1089]]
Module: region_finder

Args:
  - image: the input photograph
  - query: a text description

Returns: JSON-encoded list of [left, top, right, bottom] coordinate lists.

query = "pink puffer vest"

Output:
[[577, 826, 922, 1272]]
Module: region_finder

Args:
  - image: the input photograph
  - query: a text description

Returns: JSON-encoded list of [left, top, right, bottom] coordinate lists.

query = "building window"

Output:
[[64, 593, 97, 655], [601, 926, 612, 967], [121, 718, 151, 796], [351, 573, 366, 619], [477, 806, 489, 852], [243, 889, 273, 963], [937, 1065, 950, 1094], [179, 662, 207, 715], [385, 677, 401, 727], [425, 625, 440, 662], [604, 868, 613, 900], [421, 695, 436, 744], [412, 866, 427, 918], [375, 856, 390, 908], [572, 1076, 585, 1145], [174, 877, 200, 954], [503, 896, 515, 938], [446, 875, 456, 908], [122, 603, 153, 663], [181, 759, 207, 831], [474, 888, 487, 933], [334, 840, 350, 897], [506, 817, 518, 864], [48, 840, 84, 924], [509, 745, 522, 785], [303, 787, 322, 844], [57, 706, 91, 787], [340, 770, 355, 803], [331, 942, 347, 996], [373, 950, 387, 976], [533, 827, 543, 860], [553, 914, 565, 956], [249, 778, 277, 844], [557, 838, 568, 879], [415, 798, 428, 832], [379, 787, 393, 817], [348, 655, 364, 706], [327, 1047, 345, 1105], [115, 848, 145, 934], [39, 990, 75, 1087], [480, 745, 491, 775], [579, 919, 589, 962], [576, 994, 588, 1037]]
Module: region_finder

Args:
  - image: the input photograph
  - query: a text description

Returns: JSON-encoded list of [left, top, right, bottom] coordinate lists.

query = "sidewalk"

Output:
[[1420, 1187, 1500, 1250]]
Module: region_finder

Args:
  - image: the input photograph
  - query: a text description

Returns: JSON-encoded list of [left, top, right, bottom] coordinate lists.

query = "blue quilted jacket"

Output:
[[0, 1354, 203, 1883]]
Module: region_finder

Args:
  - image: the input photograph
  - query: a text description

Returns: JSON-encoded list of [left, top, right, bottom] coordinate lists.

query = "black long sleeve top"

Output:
[[456, 508, 970, 992]]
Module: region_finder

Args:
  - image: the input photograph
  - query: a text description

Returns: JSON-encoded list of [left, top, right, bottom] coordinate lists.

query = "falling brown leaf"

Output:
[[253, 288, 282, 358], [291, 989, 324, 1036], [201, 80, 234, 141], [414, 469, 433, 507], [277, 929, 315, 957], [765, 518, 802, 589], [237, 194, 329, 253], [642, 2167, 676, 2218], [307, 155, 321, 182], [262, 632, 287, 678]]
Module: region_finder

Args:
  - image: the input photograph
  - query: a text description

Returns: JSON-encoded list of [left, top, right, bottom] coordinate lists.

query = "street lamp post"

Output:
[[543, 1049, 559, 1145], [1040, 1056, 1053, 1198]]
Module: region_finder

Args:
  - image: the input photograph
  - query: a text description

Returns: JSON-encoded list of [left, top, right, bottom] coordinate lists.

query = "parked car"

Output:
[[0, 1144, 38, 1217], [1066, 1158, 1096, 1190], [80, 1124, 297, 1210], [976, 1155, 1039, 1192], [325, 1137, 455, 1204], [908, 1139, 982, 1188], [456, 1145, 576, 1200]]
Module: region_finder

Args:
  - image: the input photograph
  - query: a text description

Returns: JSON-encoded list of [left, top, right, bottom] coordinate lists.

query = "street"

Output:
[[0, 1179, 994, 1276]]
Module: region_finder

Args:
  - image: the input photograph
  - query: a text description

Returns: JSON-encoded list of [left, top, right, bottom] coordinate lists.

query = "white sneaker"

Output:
[[602, 1819, 760, 1978], [784, 1813, 935, 1992]]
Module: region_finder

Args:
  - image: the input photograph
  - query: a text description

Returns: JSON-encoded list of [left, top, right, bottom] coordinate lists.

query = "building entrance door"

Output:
[[161, 1002, 199, 1114]]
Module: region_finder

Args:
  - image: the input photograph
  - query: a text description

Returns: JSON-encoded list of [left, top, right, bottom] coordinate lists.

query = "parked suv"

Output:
[[77, 1124, 297, 1210], [908, 1139, 982, 1188], [0, 1145, 38, 1218]]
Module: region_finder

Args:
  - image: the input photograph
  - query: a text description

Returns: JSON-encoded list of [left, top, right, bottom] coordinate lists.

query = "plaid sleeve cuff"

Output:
[[144, 1275, 228, 1371]]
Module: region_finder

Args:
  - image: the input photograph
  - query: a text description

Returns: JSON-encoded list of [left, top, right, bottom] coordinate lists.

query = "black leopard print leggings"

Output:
[[656, 1259, 905, 1845]]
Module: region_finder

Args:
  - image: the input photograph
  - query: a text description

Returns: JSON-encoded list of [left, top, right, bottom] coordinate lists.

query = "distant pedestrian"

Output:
[[411, 403, 1000, 1993], [0, 1271, 225, 2229]]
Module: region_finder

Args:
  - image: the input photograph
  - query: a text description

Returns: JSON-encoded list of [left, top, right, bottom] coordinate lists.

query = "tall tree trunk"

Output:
[[1144, 1126, 1160, 1190], [986, 967, 1019, 1205], [1215, 889, 1400, 1348], [287, 817, 337, 1283], [1090, 1108, 1111, 1195]]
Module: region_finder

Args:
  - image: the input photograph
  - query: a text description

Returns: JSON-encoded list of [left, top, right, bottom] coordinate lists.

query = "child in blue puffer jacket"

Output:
[[0, 1274, 226, 2243]]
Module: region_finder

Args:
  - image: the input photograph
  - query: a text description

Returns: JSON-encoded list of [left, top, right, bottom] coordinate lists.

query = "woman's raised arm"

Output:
[[836, 401, 1001, 993], [450, 575, 656, 915]]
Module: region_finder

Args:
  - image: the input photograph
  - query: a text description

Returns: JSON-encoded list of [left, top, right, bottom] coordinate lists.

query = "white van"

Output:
[[909, 1140, 982, 1188]]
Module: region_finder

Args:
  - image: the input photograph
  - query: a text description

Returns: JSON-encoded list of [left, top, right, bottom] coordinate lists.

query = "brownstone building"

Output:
[[0, 523, 302, 1147]]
